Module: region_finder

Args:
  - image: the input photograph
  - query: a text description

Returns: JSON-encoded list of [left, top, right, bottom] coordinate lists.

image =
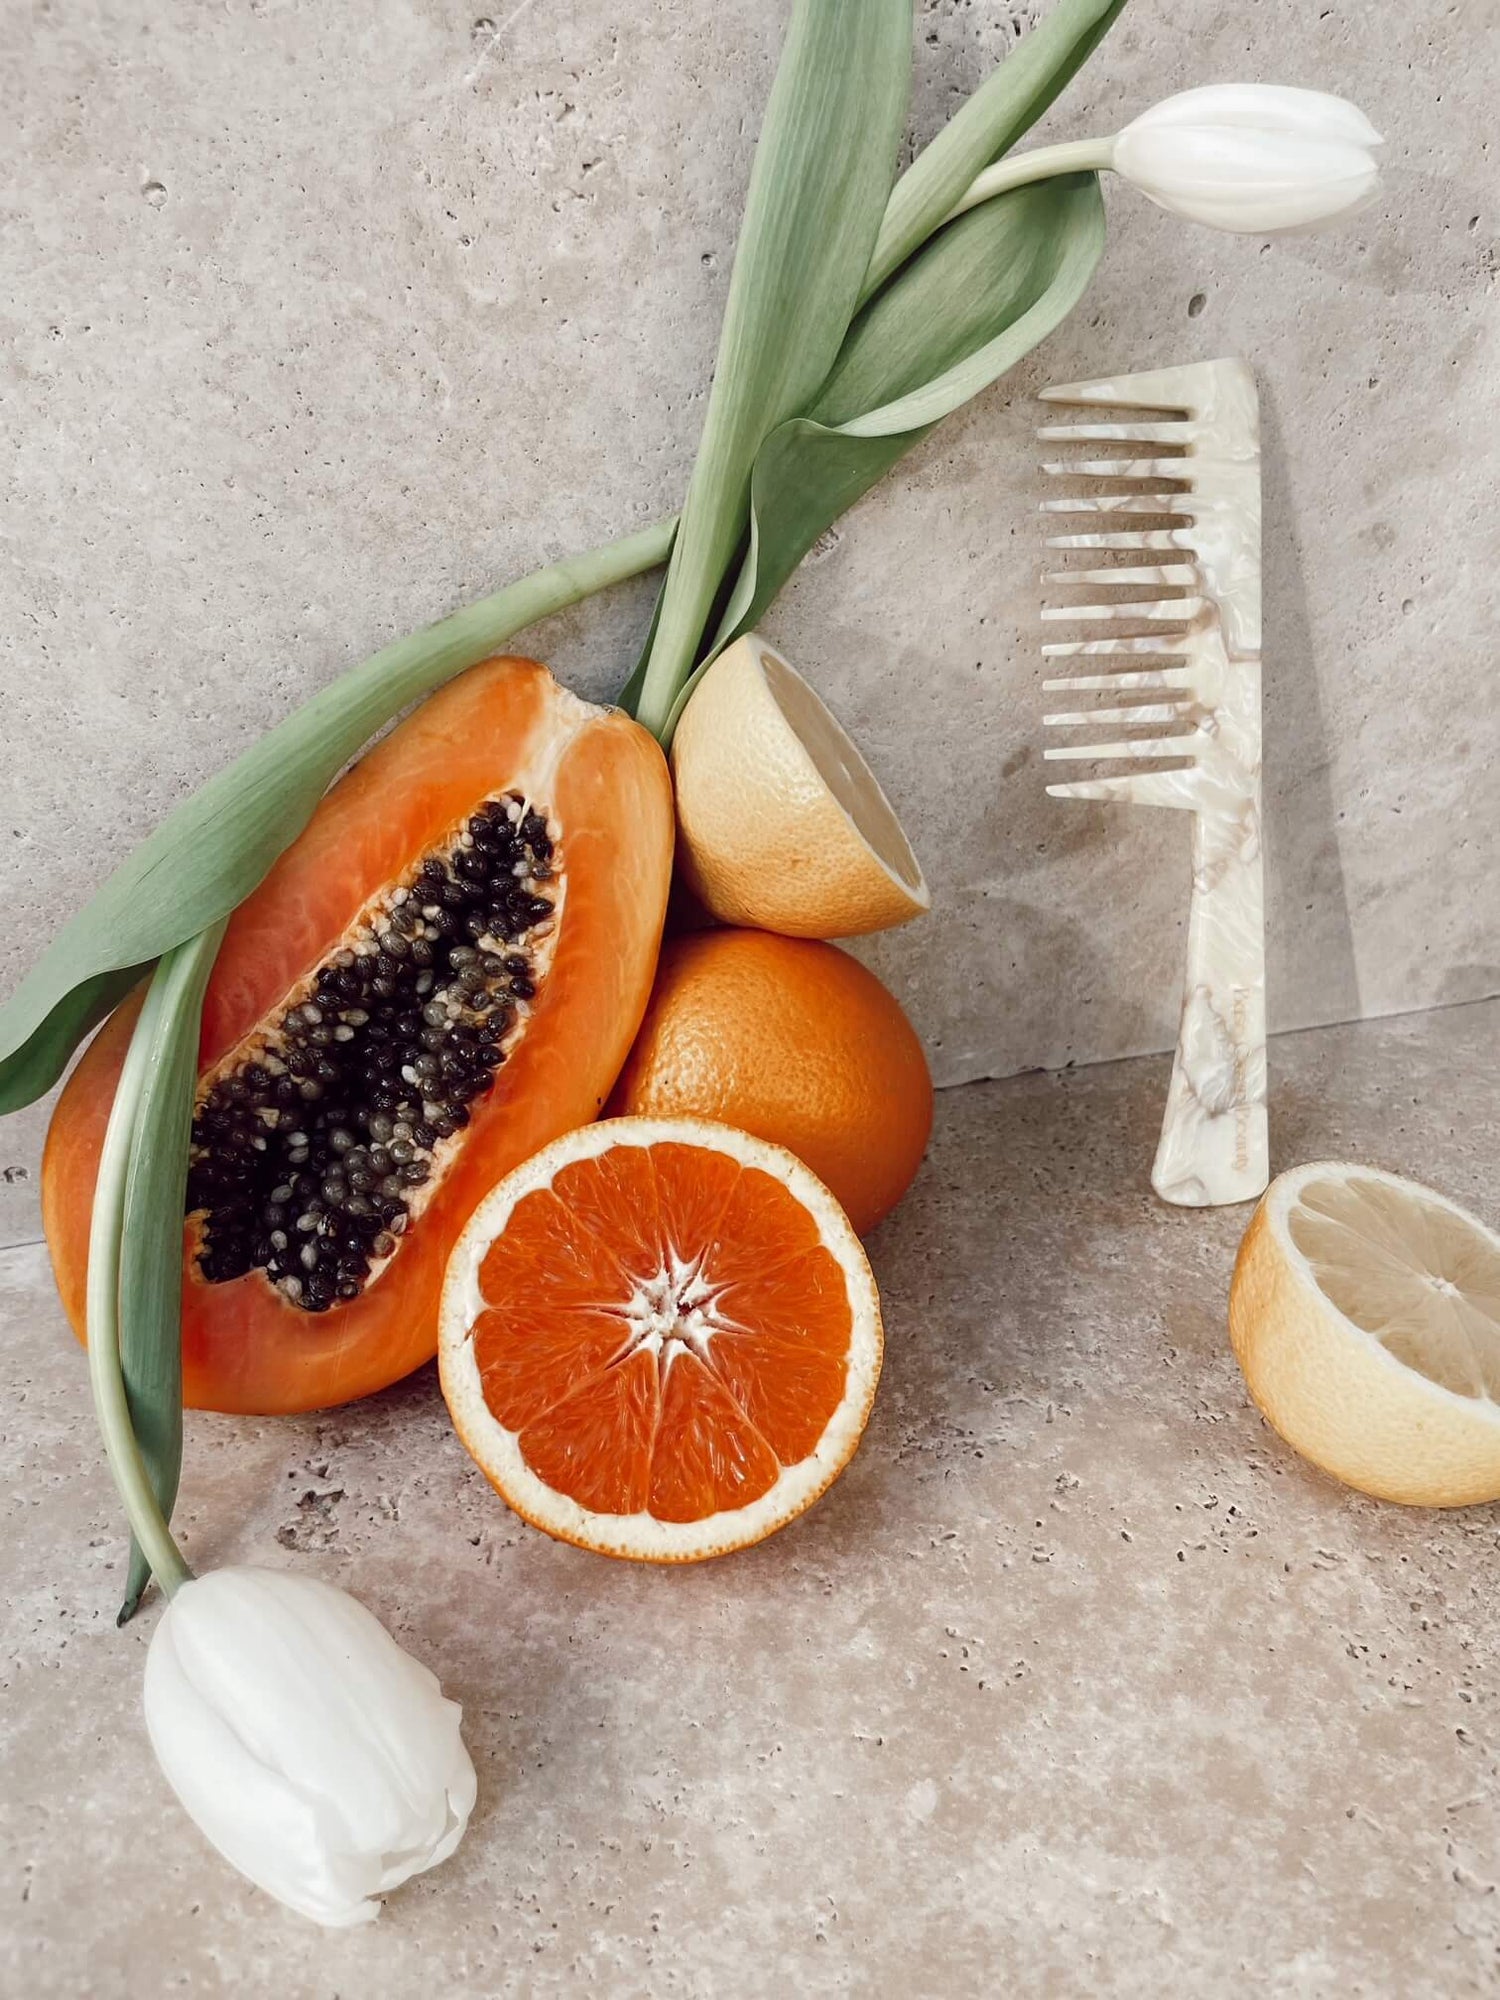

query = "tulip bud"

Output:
[[143, 1566, 476, 1926], [1111, 85, 1383, 234]]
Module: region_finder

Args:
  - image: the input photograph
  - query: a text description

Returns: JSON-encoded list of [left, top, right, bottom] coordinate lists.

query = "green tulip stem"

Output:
[[946, 137, 1117, 225]]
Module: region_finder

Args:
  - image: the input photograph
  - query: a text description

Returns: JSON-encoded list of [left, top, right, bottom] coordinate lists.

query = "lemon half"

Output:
[[1231, 1162, 1500, 1507], [670, 633, 929, 939]]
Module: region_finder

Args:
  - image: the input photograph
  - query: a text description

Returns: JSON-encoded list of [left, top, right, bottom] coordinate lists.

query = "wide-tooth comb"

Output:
[[1038, 358, 1267, 1208]]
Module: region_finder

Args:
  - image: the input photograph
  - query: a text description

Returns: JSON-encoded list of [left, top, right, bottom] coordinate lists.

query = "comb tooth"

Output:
[[1039, 372, 1198, 413], [1041, 563, 1199, 589], [1043, 529, 1186, 552], [1036, 421, 1195, 446], [1043, 735, 1199, 764], [1040, 493, 1196, 516], [1040, 597, 1203, 625], [1042, 635, 1192, 658], [1041, 457, 1194, 482], [1043, 701, 1191, 728], [1046, 773, 1200, 811], [1036, 371, 1248, 822], [1042, 667, 1194, 693]]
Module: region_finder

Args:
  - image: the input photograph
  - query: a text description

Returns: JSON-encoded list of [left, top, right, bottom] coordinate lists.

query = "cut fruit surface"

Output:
[[670, 633, 929, 939], [1230, 1162, 1500, 1507], [439, 1118, 882, 1561], [43, 657, 673, 1415]]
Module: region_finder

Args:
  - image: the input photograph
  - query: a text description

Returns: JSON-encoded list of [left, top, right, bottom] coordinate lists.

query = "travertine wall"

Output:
[[3, 0, 1496, 1241]]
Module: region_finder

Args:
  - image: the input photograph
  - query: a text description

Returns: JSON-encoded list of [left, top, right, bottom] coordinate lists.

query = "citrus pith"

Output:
[[1231, 1162, 1500, 1506], [439, 1117, 883, 1561], [670, 633, 929, 939]]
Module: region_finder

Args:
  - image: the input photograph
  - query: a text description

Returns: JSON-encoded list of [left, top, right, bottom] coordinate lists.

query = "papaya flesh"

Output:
[[43, 656, 673, 1414]]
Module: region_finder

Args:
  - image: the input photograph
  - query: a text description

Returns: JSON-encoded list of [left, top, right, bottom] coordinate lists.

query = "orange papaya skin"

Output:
[[42, 656, 673, 1415]]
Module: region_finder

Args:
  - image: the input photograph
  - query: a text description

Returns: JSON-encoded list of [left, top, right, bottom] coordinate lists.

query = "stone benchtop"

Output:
[[2, 996, 1496, 1997]]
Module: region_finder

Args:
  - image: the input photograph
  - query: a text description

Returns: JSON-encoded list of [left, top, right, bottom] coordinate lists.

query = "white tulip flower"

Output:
[[946, 83, 1382, 239], [143, 1566, 477, 1927], [1112, 85, 1384, 232], [81, 1015, 475, 1929]]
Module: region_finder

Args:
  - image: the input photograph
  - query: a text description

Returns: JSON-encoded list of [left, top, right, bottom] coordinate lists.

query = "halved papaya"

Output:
[[43, 656, 673, 1415]]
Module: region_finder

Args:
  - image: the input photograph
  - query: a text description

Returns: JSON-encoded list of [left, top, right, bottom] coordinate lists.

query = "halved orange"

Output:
[[438, 1117, 883, 1561]]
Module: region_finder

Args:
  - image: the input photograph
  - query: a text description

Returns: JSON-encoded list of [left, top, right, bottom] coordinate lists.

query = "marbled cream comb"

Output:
[[1038, 357, 1267, 1208]]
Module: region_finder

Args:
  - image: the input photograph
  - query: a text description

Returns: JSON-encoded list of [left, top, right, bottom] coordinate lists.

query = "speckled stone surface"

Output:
[[2, 997, 1497, 1995], [3, 0, 1498, 1242]]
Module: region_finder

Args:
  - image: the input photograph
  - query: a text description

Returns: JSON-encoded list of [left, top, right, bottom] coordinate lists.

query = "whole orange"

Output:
[[608, 930, 932, 1235]]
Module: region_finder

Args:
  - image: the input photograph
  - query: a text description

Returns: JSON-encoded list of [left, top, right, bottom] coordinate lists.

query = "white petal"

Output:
[[170, 1573, 455, 1846], [145, 1604, 383, 1926], [1135, 174, 1379, 232], [1125, 84, 1383, 148], [1114, 126, 1380, 231], [146, 1569, 477, 1926], [1116, 126, 1374, 191]]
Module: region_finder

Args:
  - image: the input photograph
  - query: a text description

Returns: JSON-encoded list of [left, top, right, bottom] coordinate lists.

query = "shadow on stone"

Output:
[[1258, 379, 1362, 1039]]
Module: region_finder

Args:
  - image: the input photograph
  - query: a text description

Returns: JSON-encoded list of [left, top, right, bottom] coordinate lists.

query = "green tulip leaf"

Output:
[[667, 172, 1106, 733], [625, 0, 912, 737], [863, 0, 1128, 301]]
